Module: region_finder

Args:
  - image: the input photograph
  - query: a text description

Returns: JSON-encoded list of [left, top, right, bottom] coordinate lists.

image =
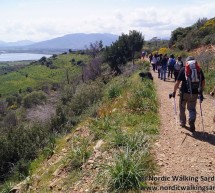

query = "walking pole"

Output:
[[173, 97, 178, 127], [198, 94, 205, 132], [169, 93, 178, 128]]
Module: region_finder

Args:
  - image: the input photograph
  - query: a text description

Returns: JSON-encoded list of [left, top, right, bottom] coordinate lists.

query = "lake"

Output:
[[0, 53, 52, 62]]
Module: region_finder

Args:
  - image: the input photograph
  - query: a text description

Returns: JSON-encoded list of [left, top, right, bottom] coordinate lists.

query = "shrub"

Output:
[[90, 116, 117, 140], [0, 123, 52, 180], [106, 148, 155, 192], [41, 85, 50, 94], [4, 111, 18, 127], [16, 95, 22, 106], [68, 81, 103, 116], [0, 181, 14, 193], [51, 106, 67, 133], [77, 60, 83, 65], [51, 83, 60, 91], [68, 138, 92, 170], [26, 87, 33, 93], [107, 84, 121, 99], [113, 131, 149, 149], [23, 91, 47, 108], [6, 96, 16, 107], [0, 100, 7, 115], [42, 136, 56, 159]]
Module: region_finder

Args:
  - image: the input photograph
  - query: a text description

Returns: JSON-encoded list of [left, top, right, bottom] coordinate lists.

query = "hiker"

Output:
[[210, 86, 215, 96], [173, 56, 184, 82], [151, 54, 157, 72], [148, 53, 153, 63], [160, 54, 168, 81], [168, 54, 176, 79], [157, 54, 163, 78], [141, 50, 146, 60], [171, 56, 205, 132]]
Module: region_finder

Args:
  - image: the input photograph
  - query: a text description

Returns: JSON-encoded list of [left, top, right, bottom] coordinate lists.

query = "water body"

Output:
[[0, 53, 52, 62]]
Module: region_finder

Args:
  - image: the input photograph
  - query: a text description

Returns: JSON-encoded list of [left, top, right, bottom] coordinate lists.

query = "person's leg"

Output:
[[174, 71, 178, 82], [163, 68, 166, 81], [179, 93, 187, 126], [160, 68, 163, 80], [171, 68, 173, 78], [168, 66, 170, 78], [187, 94, 198, 131], [152, 63, 155, 71]]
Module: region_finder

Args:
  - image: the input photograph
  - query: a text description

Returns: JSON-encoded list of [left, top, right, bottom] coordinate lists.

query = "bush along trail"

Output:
[[151, 66, 215, 193]]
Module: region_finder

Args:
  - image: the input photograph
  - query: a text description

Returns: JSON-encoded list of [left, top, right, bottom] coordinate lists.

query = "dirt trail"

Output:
[[151, 69, 215, 192]]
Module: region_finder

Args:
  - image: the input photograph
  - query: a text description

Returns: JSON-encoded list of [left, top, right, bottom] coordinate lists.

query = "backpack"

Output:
[[168, 58, 176, 67], [174, 61, 183, 71], [185, 60, 201, 93]]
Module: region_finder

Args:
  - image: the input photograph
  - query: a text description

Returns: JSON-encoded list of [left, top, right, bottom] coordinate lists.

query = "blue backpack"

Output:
[[168, 58, 176, 67]]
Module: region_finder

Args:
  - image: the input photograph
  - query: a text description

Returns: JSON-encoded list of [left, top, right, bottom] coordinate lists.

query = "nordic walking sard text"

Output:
[[140, 175, 215, 191]]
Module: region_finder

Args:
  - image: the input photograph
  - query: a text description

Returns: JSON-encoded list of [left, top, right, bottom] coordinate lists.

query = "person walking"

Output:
[[151, 54, 157, 72], [160, 54, 168, 81], [171, 56, 205, 132], [168, 54, 176, 79], [157, 54, 163, 78], [173, 56, 184, 82]]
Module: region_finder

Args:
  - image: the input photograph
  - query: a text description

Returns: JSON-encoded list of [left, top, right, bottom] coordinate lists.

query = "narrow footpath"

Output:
[[152, 69, 215, 193]]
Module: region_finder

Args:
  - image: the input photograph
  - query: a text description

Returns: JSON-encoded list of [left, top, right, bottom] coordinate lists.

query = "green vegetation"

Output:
[[0, 53, 88, 97], [170, 17, 215, 50], [1, 19, 214, 191], [104, 30, 144, 74], [86, 66, 159, 191]]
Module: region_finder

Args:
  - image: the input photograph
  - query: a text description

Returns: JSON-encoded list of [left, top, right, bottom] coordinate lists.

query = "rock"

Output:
[[94, 140, 104, 150], [88, 160, 94, 164]]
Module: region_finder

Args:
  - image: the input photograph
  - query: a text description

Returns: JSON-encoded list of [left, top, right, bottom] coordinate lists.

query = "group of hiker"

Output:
[[148, 52, 183, 82], [147, 52, 213, 133]]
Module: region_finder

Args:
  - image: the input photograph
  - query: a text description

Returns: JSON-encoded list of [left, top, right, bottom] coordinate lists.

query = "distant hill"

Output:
[[26, 33, 119, 50], [0, 40, 34, 47]]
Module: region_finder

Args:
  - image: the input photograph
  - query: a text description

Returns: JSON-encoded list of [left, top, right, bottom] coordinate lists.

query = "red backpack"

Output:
[[185, 59, 201, 93]]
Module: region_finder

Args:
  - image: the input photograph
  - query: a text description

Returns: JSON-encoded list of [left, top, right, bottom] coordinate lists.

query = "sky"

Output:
[[0, 0, 215, 42]]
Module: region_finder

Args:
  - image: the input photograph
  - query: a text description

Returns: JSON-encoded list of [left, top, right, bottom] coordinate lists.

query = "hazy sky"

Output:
[[1, 0, 215, 42]]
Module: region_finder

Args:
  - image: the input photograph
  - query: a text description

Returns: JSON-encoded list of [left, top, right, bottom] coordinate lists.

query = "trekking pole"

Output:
[[173, 97, 178, 127], [169, 93, 178, 128], [198, 94, 205, 132]]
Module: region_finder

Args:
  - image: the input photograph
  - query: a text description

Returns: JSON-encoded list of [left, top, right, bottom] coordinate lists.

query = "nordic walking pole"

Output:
[[169, 92, 178, 128], [198, 94, 205, 132], [173, 97, 178, 126]]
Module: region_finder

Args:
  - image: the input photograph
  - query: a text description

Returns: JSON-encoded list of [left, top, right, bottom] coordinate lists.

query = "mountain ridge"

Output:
[[0, 33, 119, 50]]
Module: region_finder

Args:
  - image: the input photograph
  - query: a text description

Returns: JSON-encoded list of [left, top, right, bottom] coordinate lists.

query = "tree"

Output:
[[127, 30, 144, 65], [104, 30, 144, 74], [87, 40, 103, 58]]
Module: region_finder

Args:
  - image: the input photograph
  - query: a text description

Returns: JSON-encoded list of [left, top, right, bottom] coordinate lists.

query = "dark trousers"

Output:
[[168, 66, 174, 78], [174, 71, 179, 82], [179, 93, 198, 125]]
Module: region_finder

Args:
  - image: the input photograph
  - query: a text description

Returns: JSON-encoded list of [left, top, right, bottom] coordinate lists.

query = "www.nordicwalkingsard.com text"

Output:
[[141, 185, 215, 191], [142, 175, 215, 182]]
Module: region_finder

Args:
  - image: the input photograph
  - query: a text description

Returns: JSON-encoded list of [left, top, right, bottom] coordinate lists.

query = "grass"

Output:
[[88, 62, 159, 192], [0, 60, 159, 192], [0, 53, 88, 97], [106, 148, 155, 192]]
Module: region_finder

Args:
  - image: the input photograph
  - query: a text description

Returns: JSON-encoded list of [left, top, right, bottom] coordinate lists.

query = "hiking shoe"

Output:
[[180, 123, 186, 128], [189, 120, 195, 132]]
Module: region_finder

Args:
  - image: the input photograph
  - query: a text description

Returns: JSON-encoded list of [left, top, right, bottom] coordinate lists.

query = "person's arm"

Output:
[[202, 79, 205, 89], [172, 80, 181, 97]]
